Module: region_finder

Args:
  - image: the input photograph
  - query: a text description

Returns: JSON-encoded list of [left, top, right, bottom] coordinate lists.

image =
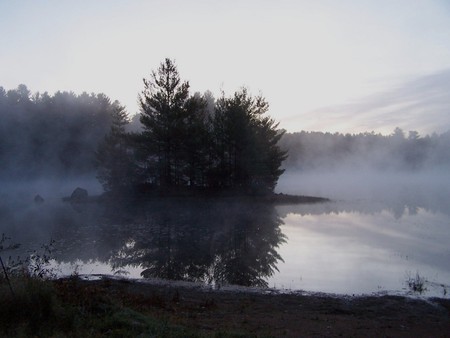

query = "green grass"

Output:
[[0, 275, 261, 337], [0, 275, 195, 337], [0, 275, 71, 336]]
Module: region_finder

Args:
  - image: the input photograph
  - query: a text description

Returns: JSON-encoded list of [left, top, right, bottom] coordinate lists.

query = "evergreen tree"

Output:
[[181, 93, 212, 187], [139, 58, 190, 188], [251, 115, 287, 192], [96, 101, 137, 192], [136, 60, 287, 194], [211, 89, 287, 194]]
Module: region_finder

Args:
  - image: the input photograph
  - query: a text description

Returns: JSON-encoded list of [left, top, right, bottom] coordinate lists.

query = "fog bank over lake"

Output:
[[272, 169, 450, 296], [276, 169, 450, 208], [1, 168, 449, 297]]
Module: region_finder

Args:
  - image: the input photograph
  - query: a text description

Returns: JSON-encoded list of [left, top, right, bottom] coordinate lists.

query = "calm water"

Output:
[[273, 171, 450, 297], [1, 173, 449, 297], [271, 202, 450, 297]]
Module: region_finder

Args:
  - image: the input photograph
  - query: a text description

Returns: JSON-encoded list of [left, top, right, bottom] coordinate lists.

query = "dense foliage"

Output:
[[0, 61, 286, 196], [98, 58, 287, 195], [96, 102, 139, 192], [0, 85, 115, 179]]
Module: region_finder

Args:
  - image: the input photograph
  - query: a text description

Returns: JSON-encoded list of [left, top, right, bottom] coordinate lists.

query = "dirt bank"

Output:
[[63, 277, 450, 337]]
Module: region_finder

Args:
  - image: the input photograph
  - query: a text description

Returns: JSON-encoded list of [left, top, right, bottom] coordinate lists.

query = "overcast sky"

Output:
[[1, 0, 450, 134]]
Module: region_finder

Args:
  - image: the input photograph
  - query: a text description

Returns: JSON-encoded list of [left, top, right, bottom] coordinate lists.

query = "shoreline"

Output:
[[57, 275, 450, 337], [74, 273, 446, 300], [64, 189, 331, 205]]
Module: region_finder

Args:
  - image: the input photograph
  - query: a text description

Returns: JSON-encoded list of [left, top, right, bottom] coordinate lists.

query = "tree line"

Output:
[[280, 128, 450, 172], [0, 59, 286, 196], [0, 85, 115, 179], [4, 59, 448, 193]]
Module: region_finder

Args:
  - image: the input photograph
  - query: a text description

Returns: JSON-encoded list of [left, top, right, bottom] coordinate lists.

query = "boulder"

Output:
[[70, 187, 88, 202], [34, 194, 44, 204]]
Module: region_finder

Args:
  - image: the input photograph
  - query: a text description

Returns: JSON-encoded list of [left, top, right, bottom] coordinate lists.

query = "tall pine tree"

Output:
[[138, 59, 213, 189], [96, 101, 137, 192], [135, 59, 286, 195], [139, 58, 190, 188]]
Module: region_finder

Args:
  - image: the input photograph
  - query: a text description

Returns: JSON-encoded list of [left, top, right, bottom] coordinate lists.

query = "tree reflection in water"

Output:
[[107, 199, 286, 287]]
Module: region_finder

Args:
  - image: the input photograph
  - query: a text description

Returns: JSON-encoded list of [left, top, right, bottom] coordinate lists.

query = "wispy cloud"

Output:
[[293, 69, 450, 135]]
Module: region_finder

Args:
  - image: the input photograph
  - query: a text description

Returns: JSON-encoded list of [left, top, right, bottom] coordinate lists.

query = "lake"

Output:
[[1, 172, 449, 298]]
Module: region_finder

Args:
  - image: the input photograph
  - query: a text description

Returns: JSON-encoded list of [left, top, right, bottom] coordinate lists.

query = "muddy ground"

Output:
[[69, 277, 450, 337]]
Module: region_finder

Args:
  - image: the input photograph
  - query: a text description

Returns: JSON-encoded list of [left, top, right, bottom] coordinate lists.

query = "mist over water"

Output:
[[278, 129, 450, 207], [1, 176, 102, 200], [272, 168, 450, 297], [269, 206, 450, 296], [277, 168, 450, 210], [0, 176, 101, 249], [1, 168, 449, 297]]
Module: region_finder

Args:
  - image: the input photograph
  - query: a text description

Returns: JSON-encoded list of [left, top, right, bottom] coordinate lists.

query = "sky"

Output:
[[1, 0, 450, 135]]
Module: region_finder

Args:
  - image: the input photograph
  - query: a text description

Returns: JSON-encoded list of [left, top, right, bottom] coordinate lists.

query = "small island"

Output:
[[96, 59, 290, 201]]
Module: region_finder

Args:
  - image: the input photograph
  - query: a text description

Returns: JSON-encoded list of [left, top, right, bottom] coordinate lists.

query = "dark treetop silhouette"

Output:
[[97, 58, 287, 196]]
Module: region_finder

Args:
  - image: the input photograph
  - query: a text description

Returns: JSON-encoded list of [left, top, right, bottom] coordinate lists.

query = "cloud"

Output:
[[293, 69, 450, 135]]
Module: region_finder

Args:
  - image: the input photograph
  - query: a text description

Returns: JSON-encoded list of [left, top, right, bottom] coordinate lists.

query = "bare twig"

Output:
[[0, 255, 14, 296]]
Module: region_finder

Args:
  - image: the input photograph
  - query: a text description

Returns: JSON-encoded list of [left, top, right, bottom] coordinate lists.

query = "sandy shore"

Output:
[[66, 277, 450, 337]]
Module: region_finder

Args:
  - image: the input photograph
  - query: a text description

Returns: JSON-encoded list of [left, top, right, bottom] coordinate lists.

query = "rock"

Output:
[[34, 194, 44, 204], [70, 187, 88, 202]]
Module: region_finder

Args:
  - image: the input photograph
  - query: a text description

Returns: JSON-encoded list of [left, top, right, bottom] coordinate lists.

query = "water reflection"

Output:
[[277, 171, 450, 219], [2, 189, 449, 296], [277, 196, 450, 220], [53, 199, 286, 288], [271, 202, 450, 297]]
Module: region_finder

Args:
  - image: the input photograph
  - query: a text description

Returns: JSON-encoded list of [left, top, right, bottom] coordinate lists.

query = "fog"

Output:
[[1, 84, 450, 294], [271, 166, 450, 296], [1, 176, 102, 200], [0, 176, 102, 246], [0, 85, 115, 181], [277, 129, 450, 213], [277, 169, 450, 206]]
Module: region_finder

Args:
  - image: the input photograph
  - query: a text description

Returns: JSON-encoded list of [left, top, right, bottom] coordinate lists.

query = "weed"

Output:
[[27, 239, 57, 279], [0, 233, 22, 295], [406, 271, 427, 294], [0, 275, 74, 336], [0, 235, 57, 280]]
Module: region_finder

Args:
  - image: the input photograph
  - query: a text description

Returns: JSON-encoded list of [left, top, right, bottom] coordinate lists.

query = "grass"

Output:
[[0, 235, 255, 337], [0, 275, 70, 336], [0, 274, 184, 337], [0, 275, 261, 337]]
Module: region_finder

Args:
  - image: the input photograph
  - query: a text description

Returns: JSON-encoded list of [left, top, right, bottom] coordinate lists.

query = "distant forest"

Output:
[[280, 129, 450, 171], [1, 75, 450, 189], [0, 85, 115, 179]]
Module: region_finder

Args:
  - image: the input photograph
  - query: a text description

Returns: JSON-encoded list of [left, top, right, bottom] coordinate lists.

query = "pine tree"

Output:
[[136, 59, 287, 195], [96, 101, 137, 192], [181, 93, 212, 187], [211, 89, 286, 194], [139, 58, 190, 188]]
